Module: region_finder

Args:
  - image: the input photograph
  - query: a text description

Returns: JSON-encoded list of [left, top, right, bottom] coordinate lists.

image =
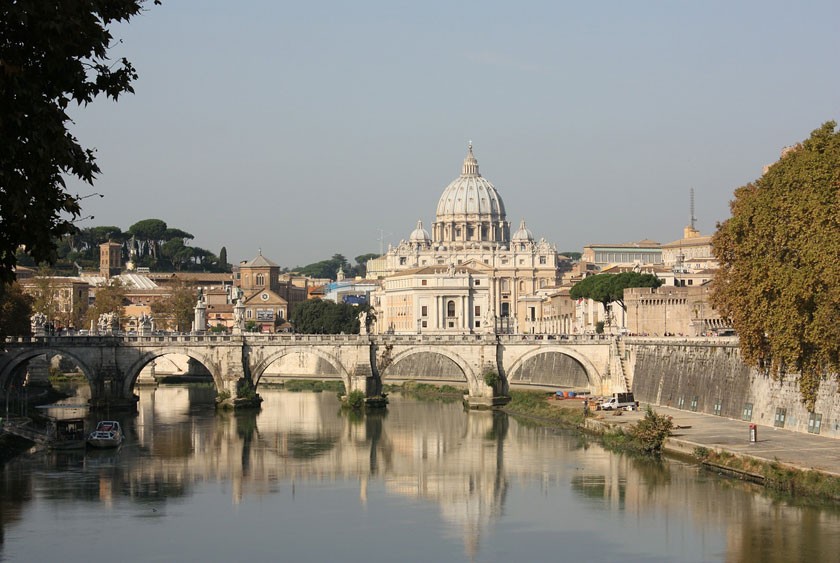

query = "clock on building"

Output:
[[260, 293, 269, 301]]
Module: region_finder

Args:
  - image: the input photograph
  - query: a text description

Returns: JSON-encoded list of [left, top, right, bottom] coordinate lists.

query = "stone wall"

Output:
[[627, 338, 840, 439]]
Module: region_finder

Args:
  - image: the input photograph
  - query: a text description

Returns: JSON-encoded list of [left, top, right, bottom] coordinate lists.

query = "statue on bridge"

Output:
[[138, 312, 153, 335], [98, 312, 119, 335], [31, 312, 47, 336]]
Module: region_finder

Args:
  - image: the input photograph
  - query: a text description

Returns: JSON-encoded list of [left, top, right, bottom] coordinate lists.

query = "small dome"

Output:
[[409, 220, 431, 243], [512, 219, 533, 242]]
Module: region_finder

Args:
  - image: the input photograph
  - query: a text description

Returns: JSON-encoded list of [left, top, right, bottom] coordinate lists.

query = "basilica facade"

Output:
[[368, 145, 567, 334]]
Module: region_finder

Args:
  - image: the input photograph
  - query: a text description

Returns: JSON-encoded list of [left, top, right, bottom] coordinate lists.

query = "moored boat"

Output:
[[48, 418, 87, 450], [86, 421, 123, 448]]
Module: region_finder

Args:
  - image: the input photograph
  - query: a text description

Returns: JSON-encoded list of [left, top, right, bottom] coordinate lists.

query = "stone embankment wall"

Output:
[[627, 338, 840, 439]]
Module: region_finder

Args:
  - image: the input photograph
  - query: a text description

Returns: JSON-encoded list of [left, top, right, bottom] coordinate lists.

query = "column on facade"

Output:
[[461, 295, 466, 330]]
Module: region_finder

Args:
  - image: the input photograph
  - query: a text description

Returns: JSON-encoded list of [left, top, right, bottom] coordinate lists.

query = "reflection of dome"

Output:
[[432, 144, 511, 247], [511, 219, 533, 242], [409, 220, 431, 244]]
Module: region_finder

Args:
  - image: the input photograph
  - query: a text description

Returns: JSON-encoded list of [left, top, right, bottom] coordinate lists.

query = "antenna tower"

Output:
[[377, 228, 392, 256], [690, 188, 697, 230]]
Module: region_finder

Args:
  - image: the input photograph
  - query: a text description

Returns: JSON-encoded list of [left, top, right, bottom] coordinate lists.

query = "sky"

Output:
[[66, 1, 840, 269]]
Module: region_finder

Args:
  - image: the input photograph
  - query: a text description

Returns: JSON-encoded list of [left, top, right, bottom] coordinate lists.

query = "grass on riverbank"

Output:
[[282, 380, 345, 393], [387, 382, 465, 402], [693, 447, 840, 501], [503, 390, 586, 427]]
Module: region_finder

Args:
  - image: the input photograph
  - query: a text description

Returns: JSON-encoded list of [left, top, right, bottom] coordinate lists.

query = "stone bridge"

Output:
[[1, 333, 622, 410]]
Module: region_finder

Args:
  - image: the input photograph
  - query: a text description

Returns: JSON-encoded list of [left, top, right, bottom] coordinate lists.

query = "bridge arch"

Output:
[[122, 348, 222, 395], [381, 346, 476, 385], [250, 347, 352, 391], [0, 347, 96, 390], [505, 347, 603, 391]]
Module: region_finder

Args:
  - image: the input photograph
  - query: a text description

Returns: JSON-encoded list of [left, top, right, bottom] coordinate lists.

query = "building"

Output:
[[234, 252, 308, 333], [372, 264, 491, 334], [19, 276, 91, 331], [661, 225, 718, 271], [367, 144, 567, 332], [624, 284, 730, 336], [581, 239, 663, 269]]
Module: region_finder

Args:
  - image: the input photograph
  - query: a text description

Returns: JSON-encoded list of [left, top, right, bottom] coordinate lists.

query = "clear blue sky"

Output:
[[67, 1, 840, 268]]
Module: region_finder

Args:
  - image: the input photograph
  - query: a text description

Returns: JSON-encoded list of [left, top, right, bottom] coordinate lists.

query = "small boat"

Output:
[[48, 418, 87, 450], [86, 420, 124, 448]]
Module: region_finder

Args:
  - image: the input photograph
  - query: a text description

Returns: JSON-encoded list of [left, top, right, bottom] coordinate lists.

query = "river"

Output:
[[2, 385, 839, 562]]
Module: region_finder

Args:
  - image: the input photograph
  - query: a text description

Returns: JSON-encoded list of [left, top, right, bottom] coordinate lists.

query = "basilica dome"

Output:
[[432, 145, 510, 246], [435, 145, 506, 220]]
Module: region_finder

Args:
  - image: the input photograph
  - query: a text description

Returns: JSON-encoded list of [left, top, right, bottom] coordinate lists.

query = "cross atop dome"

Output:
[[461, 142, 480, 177]]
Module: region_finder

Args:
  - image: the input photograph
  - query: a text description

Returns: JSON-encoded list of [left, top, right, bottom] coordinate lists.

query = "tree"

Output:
[[0, 1, 157, 285], [570, 272, 662, 324], [353, 253, 379, 278], [151, 282, 196, 331], [85, 279, 127, 328], [219, 246, 228, 271], [290, 299, 363, 334], [0, 282, 33, 338], [711, 121, 840, 408], [296, 253, 351, 280]]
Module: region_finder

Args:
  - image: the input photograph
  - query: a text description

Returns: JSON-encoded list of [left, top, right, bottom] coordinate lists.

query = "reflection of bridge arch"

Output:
[[381, 347, 473, 383], [251, 347, 352, 391], [0, 347, 95, 390], [123, 348, 221, 395], [506, 348, 602, 391]]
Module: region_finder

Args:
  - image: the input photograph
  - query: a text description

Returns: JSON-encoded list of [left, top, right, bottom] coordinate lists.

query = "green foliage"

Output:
[[85, 279, 127, 327], [561, 251, 583, 260], [295, 252, 379, 279], [236, 381, 257, 401], [216, 390, 231, 402], [283, 380, 345, 393], [595, 321, 605, 334], [150, 281, 196, 332], [483, 368, 500, 390], [505, 390, 585, 426], [629, 407, 674, 455], [290, 298, 363, 334], [128, 219, 169, 241], [570, 272, 662, 322], [0, 0, 155, 284], [244, 320, 258, 332], [345, 390, 366, 410], [219, 247, 228, 270], [712, 122, 840, 408], [0, 282, 33, 339]]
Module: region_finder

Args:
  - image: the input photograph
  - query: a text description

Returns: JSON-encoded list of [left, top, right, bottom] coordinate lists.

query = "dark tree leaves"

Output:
[[0, 1, 155, 284], [711, 121, 840, 408]]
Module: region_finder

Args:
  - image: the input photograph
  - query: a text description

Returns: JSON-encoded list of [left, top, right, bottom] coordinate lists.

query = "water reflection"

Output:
[[2, 386, 840, 562]]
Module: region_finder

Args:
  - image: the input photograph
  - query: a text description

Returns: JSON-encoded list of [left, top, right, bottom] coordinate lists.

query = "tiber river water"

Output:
[[2, 385, 840, 563]]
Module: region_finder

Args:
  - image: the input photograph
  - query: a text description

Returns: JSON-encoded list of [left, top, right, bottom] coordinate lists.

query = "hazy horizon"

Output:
[[63, 1, 840, 269]]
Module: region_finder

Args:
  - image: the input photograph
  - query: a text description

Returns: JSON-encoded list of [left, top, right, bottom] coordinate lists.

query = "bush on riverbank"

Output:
[[599, 407, 673, 457]]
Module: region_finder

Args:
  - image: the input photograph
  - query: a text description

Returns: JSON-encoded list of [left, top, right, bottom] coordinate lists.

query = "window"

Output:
[[400, 257, 407, 265], [475, 279, 480, 285], [501, 302, 510, 317], [475, 321, 481, 328], [501, 279, 510, 291], [474, 305, 480, 316], [421, 306, 428, 316], [808, 412, 822, 434], [519, 281, 525, 291], [421, 279, 427, 286], [256, 274, 265, 286], [422, 320, 427, 328], [447, 301, 455, 317], [540, 256, 546, 265], [774, 407, 787, 428], [742, 403, 753, 421]]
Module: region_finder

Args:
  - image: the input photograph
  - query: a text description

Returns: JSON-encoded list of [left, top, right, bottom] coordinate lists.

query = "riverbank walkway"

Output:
[[584, 403, 840, 477]]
